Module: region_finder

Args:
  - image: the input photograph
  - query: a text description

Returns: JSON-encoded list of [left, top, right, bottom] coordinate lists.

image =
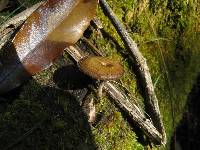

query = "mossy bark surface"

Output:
[[0, 0, 200, 149]]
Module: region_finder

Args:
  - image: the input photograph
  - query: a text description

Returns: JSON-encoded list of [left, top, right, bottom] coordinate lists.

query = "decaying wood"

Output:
[[99, 0, 166, 145], [66, 46, 162, 144], [103, 81, 162, 144]]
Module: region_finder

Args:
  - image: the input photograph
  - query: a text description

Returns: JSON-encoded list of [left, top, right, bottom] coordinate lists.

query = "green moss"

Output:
[[0, 0, 199, 149], [93, 109, 143, 150], [91, 0, 200, 149]]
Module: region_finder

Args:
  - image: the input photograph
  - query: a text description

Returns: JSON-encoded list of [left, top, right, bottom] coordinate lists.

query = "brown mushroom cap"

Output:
[[78, 56, 124, 80]]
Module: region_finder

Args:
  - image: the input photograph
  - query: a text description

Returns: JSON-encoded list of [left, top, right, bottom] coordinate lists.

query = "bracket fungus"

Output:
[[0, 0, 98, 94], [79, 56, 124, 80]]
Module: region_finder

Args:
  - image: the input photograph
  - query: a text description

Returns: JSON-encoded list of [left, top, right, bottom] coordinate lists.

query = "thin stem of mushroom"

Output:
[[65, 46, 88, 62], [66, 45, 163, 144], [99, 0, 166, 144], [67, 45, 89, 62]]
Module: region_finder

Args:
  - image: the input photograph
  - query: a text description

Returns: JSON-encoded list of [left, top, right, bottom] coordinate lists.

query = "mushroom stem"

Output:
[[67, 45, 89, 62]]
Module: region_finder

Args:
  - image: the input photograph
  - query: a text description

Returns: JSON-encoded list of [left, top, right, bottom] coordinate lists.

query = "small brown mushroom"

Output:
[[78, 56, 124, 80]]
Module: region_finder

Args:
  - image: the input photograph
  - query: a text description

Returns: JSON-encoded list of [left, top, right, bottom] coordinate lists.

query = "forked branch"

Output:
[[99, 0, 166, 144], [66, 46, 162, 144]]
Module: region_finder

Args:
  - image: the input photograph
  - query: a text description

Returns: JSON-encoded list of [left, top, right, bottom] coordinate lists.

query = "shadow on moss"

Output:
[[173, 72, 200, 150], [0, 65, 96, 150]]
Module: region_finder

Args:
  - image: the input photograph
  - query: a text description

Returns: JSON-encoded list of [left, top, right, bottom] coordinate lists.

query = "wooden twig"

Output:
[[99, 0, 166, 144], [66, 46, 162, 144]]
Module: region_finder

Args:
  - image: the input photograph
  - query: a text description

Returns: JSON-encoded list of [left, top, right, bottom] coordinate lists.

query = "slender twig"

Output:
[[99, 0, 166, 144], [66, 46, 162, 144]]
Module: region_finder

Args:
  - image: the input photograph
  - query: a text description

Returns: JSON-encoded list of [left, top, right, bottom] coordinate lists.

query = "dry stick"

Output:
[[99, 0, 166, 145], [66, 45, 162, 144]]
